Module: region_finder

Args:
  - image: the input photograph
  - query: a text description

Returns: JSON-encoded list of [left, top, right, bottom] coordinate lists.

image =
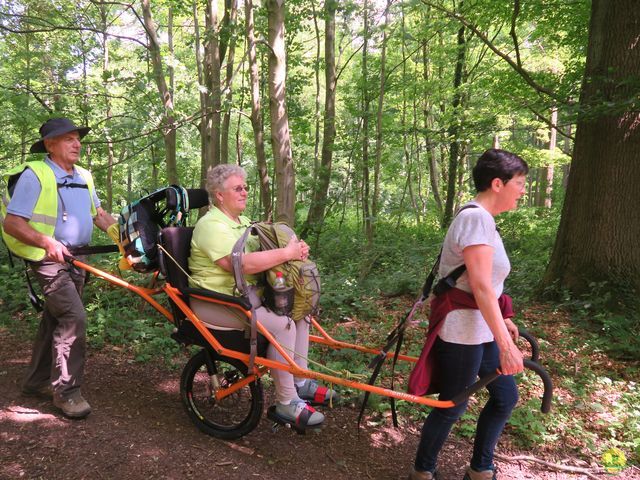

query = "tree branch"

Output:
[[0, 14, 148, 49], [420, 0, 560, 101], [510, 0, 522, 68], [336, 42, 364, 85], [494, 453, 605, 480]]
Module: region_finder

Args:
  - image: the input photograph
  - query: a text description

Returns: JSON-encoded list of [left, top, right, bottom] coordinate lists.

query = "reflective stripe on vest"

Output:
[[1, 161, 97, 261]]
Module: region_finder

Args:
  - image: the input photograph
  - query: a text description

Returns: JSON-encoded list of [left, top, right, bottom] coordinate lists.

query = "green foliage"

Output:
[[547, 280, 640, 360], [497, 206, 559, 303], [314, 215, 444, 320]]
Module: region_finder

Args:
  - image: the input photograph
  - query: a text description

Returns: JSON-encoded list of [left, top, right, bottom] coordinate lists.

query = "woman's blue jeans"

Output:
[[413, 337, 518, 473]]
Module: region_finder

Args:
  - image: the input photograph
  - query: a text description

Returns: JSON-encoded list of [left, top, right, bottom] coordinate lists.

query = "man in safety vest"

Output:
[[1, 117, 116, 419]]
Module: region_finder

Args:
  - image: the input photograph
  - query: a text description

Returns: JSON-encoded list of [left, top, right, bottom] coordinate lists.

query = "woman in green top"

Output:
[[188, 164, 336, 427]]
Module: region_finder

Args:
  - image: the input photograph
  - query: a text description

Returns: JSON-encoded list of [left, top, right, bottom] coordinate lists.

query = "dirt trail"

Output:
[[1, 328, 635, 480]]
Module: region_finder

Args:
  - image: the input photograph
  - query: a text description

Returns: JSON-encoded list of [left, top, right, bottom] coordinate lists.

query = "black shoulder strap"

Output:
[[423, 204, 479, 299]]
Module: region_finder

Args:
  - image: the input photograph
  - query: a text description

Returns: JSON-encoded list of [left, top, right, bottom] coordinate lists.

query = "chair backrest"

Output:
[[158, 226, 194, 291]]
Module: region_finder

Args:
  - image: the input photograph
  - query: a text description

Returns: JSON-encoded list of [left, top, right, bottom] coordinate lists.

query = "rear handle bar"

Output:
[[451, 359, 552, 413]]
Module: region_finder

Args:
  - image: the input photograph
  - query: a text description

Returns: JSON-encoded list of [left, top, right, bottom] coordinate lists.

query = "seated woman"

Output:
[[188, 164, 336, 427]]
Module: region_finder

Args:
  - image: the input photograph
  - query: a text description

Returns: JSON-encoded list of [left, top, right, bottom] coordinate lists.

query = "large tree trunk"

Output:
[[303, 0, 337, 236], [442, 19, 467, 227], [141, 0, 178, 184], [245, 0, 271, 219], [543, 0, 640, 299], [266, 0, 295, 226]]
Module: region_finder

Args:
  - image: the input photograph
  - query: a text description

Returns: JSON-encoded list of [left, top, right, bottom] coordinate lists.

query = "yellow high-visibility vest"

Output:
[[1, 161, 96, 261]]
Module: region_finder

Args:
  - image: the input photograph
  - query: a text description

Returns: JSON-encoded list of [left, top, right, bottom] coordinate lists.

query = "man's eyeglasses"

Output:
[[229, 185, 250, 193]]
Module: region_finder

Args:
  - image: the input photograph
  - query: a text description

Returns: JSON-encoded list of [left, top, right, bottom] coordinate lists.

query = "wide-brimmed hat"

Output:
[[29, 117, 91, 154]]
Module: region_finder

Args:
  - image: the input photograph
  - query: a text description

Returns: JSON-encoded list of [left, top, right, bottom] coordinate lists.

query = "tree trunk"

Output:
[[266, 0, 295, 226], [543, 0, 640, 299], [361, 0, 372, 243], [100, 5, 115, 213], [141, 0, 178, 184], [543, 105, 558, 208], [371, 0, 390, 228], [303, 0, 337, 237], [311, 1, 322, 176], [202, 0, 221, 181], [168, 6, 174, 96], [193, 1, 207, 175], [245, 0, 271, 219], [400, 4, 419, 225], [220, 0, 238, 164], [422, 40, 443, 216], [442, 19, 467, 227]]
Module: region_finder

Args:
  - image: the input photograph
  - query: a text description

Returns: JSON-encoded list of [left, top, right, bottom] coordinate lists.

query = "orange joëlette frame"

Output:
[[71, 257, 457, 409]]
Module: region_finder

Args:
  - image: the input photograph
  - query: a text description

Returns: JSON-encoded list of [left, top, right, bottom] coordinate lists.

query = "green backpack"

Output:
[[231, 222, 321, 321]]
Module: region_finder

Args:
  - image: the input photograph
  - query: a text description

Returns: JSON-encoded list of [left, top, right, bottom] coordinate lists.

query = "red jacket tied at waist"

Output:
[[407, 288, 514, 397]]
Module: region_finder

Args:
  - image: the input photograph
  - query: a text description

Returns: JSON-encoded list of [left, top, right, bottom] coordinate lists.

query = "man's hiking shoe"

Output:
[[275, 399, 324, 427], [408, 466, 437, 479], [22, 384, 53, 399], [463, 468, 496, 480], [296, 379, 339, 406], [53, 390, 91, 419]]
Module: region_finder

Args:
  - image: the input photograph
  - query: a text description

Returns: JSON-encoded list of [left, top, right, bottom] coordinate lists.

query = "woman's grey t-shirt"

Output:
[[437, 201, 510, 345]]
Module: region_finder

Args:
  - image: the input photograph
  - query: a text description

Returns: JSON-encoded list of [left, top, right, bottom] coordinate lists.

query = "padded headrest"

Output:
[[187, 189, 209, 210]]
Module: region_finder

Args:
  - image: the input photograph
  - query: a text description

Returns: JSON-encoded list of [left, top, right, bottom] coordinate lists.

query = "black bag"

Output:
[[119, 186, 190, 272]]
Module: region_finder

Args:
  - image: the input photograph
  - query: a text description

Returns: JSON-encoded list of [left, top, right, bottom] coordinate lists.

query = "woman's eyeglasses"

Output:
[[229, 185, 250, 193]]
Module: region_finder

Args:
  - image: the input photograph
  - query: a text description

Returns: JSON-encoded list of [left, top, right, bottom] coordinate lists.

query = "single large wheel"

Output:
[[180, 348, 264, 439]]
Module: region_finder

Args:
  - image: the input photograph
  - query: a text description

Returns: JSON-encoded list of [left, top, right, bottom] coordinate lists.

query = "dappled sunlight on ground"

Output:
[[0, 405, 63, 424], [155, 378, 180, 394]]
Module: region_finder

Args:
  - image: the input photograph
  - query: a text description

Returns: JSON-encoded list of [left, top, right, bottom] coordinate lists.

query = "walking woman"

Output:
[[408, 149, 528, 480]]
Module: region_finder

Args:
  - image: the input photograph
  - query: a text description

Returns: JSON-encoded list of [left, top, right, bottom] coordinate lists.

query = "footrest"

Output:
[[266, 406, 324, 435]]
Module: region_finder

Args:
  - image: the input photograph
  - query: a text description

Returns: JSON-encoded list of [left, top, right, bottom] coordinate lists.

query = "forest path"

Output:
[[0, 328, 634, 480]]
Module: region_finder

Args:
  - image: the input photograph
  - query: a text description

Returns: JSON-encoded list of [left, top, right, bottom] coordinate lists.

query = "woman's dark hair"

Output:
[[472, 149, 529, 192]]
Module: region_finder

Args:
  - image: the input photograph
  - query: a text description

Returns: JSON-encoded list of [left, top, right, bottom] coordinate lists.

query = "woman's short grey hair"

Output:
[[206, 164, 247, 203]]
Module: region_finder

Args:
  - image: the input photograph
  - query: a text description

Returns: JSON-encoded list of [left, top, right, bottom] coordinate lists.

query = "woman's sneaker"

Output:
[[408, 466, 437, 479], [463, 467, 496, 480], [296, 379, 339, 406], [275, 399, 324, 427]]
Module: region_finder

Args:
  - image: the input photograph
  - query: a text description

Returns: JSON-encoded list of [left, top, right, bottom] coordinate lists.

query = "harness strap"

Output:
[[231, 225, 259, 373], [24, 260, 44, 312]]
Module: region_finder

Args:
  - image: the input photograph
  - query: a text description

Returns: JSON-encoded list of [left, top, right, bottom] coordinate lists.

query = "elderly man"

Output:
[[1, 117, 116, 418]]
